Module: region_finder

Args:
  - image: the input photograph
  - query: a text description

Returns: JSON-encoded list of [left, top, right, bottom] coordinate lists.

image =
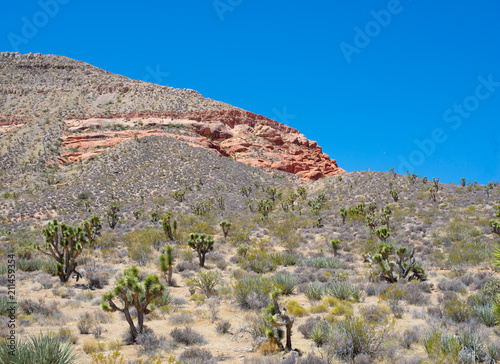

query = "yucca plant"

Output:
[[305, 283, 324, 301], [325, 282, 360, 302], [272, 273, 298, 295], [0, 333, 79, 364]]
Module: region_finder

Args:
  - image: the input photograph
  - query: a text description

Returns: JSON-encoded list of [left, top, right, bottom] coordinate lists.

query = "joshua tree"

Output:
[[266, 187, 281, 202], [160, 245, 174, 286], [486, 183, 494, 198], [422, 176, 428, 184], [375, 227, 390, 241], [489, 205, 500, 235], [162, 212, 177, 241], [366, 213, 378, 231], [460, 178, 467, 187], [364, 244, 426, 283], [264, 290, 295, 352], [219, 220, 231, 239], [367, 202, 378, 214], [296, 186, 307, 200], [390, 189, 399, 202], [81, 216, 103, 247], [256, 199, 274, 218], [429, 185, 439, 202], [330, 239, 340, 256], [101, 266, 165, 341], [379, 206, 392, 230], [188, 233, 214, 267], [239, 186, 252, 197], [407, 171, 417, 185], [105, 202, 120, 229], [340, 207, 348, 224], [36, 218, 101, 282]]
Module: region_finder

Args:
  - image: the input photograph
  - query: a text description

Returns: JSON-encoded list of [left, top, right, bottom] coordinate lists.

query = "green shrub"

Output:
[[474, 305, 496, 327], [240, 250, 276, 273], [123, 227, 163, 265], [191, 270, 221, 297], [16, 258, 43, 272], [233, 276, 273, 309], [0, 333, 79, 364], [269, 252, 301, 266]]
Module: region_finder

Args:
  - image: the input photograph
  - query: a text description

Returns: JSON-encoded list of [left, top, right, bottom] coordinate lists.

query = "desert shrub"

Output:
[[35, 273, 54, 289], [16, 258, 43, 272], [438, 278, 467, 293], [272, 273, 298, 295], [170, 327, 206, 346], [481, 278, 500, 302], [216, 320, 231, 334], [360, 305, 390, 324], [0, 333, 79, 364], [52, 285, 75, 298], [234, 276, 273, 309], [325, 316, 392, 362], [136, 330, 163, 353], [56, 327, 78, 345], [442, 298, 473, 323], [78, 312, 94, 334], [240, 250, 277, 273], [286, 300, 309, 317], [325, 282, 360, 301], [179, 347, 213, 364], [169, 312, 194, 325], [123, 227, 163, 265], [310, 304, 328, 313], [305, 283, 325, 301], [404, 281, 431, 306], [83, 338, 105, 354], [191, 270, 221, 296], [304, 257, 340, 269], [400, 326, 421, 349], [86, 270, 109, 290], [19, 299, 60, 317]]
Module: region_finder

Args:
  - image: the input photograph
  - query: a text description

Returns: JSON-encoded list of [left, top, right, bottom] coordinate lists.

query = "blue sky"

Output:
[[2, 0, 500, 184]]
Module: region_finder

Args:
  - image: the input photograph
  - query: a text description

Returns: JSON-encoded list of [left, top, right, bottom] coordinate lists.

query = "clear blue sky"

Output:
[[2, 0, 499, 184]]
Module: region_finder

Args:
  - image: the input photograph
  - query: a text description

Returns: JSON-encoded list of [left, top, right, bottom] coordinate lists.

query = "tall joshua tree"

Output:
[[101, 266, 165, 341], [35, 217, 101, 282], [188, 233, 214, 267], [162, 212, 177, 241], [160, 244, 175, 286]]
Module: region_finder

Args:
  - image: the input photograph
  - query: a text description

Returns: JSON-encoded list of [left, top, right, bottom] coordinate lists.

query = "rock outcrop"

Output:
[[62, 110, 345, 180]]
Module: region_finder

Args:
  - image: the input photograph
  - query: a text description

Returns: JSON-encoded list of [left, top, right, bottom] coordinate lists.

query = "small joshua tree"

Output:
[[162, 212, 177, 241], [36, 218, 101, 282], [188, 233, 214, 267], [219, 221, 231, 239], [364, 244, 426, 283], [429, 185, 439, 202], [489, 205, 500, 235], [264, 289, 295, 352], [239, 186, 252, 197], [256, 199, 274, 219], [379, 206, 392, 229], [160, 245, 175, 286], [460, 178, 467, 187], [366, 213, 378, 231], [375, 227, 390, 241], [105, 202, 120, 229], [340, 207, 348, 225], [390, 190, 399, 202], [330, 239, 340, 256], [101, 266, 165, 341]]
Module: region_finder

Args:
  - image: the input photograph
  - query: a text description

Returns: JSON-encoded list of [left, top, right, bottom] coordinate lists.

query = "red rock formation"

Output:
[[61, 110, 345, 181]]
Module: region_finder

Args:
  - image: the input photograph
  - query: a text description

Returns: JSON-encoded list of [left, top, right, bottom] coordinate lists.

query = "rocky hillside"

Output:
[[0, 52, 344, 188]]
